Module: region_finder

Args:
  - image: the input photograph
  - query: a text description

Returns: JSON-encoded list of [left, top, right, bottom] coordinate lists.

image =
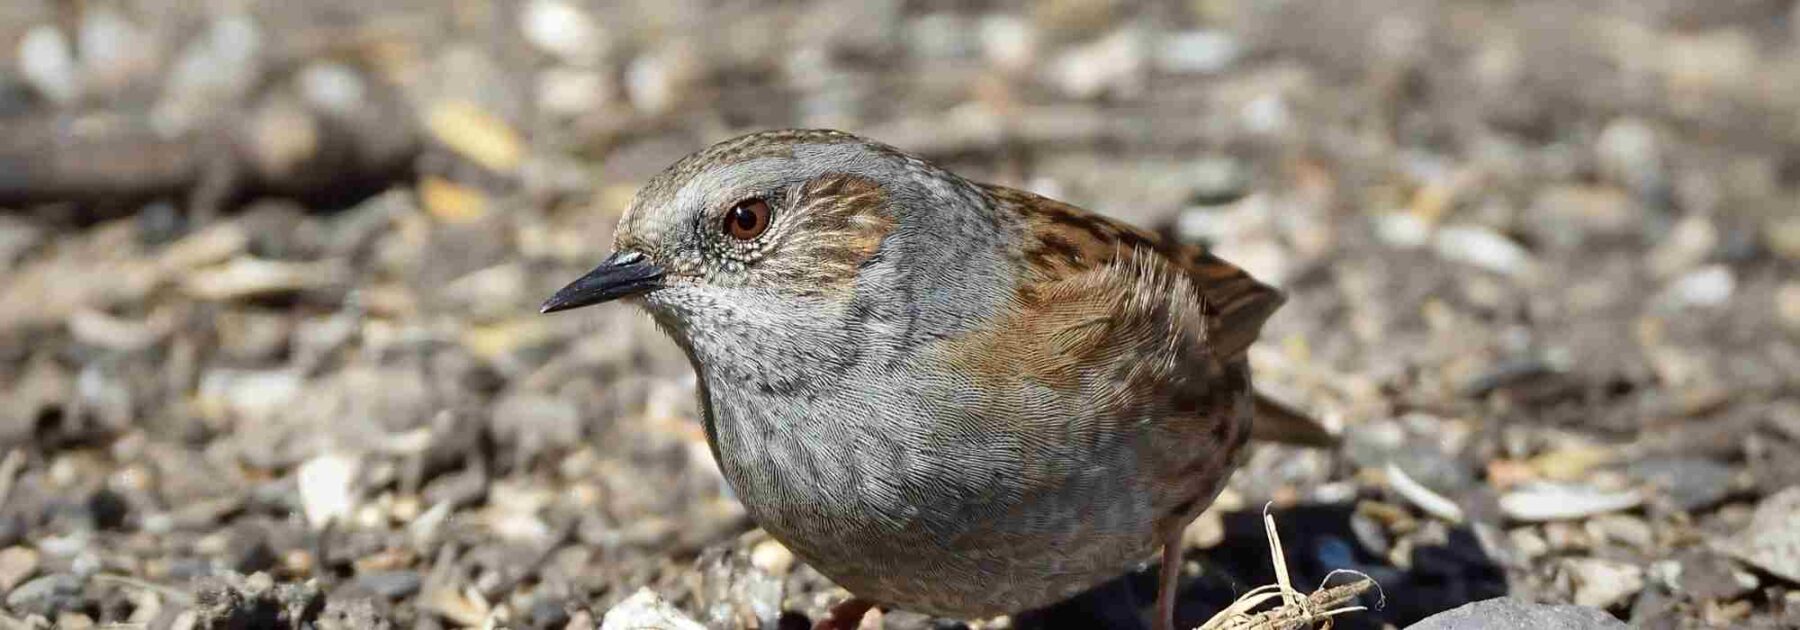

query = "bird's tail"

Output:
[[1251, 392, 1337, 448]]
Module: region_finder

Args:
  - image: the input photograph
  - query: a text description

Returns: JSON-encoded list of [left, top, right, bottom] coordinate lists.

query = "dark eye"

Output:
[[724, 198, 772, 241]]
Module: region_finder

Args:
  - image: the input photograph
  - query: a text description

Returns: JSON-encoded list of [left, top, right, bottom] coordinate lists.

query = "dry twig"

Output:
[[1198, 506, 1382, 630]]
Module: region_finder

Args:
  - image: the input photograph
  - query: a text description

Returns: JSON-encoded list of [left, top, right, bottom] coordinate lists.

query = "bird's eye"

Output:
[[724, 198, 772, 241]]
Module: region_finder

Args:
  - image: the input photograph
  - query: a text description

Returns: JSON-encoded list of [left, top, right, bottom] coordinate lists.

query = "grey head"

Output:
[[541, 129, 1018, 395]]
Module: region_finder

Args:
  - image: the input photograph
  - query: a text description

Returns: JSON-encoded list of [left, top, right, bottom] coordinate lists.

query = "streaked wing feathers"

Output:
[[990, 184, 1285, 363]]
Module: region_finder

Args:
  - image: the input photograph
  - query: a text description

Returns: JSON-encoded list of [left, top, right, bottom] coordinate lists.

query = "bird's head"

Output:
[[540, 129, 1009, 381]]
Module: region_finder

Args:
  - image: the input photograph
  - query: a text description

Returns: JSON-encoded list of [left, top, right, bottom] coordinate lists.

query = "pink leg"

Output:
[[812, 597, 875, 630], [1155, 527, 1183, 630]]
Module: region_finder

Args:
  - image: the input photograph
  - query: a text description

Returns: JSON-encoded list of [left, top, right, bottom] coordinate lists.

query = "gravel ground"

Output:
[[1, 0, 1798, 628]]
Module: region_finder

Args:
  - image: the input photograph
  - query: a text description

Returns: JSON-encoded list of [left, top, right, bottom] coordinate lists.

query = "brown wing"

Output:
[[987, 185, 1285, 363], [986, 185, 1335, 448]]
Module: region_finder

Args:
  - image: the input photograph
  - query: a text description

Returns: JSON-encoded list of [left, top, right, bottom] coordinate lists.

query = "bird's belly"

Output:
[[710, 411, 1170, 618], [743, 474, 1164, 618]]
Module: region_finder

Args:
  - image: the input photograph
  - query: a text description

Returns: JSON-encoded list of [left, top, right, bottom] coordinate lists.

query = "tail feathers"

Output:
[[1250, 392, 1337, 448]]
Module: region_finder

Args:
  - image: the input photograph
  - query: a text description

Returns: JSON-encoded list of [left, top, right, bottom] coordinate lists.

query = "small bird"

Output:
[[542, 130, 1328, 630]]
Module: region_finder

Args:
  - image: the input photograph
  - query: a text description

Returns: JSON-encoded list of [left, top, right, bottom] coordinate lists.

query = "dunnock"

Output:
[[543, 130, 1327, 630]]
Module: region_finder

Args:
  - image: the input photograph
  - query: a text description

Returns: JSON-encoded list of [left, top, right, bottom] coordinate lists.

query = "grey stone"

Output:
[[353, 570, 422, 599], [599, 587, 704, 630], [1673, 549, 1758, 601], [1725, 485, 1800, 584], [17, 25, 79, 105], [1407, 597, 1627, 629], [0, 546, 39, 592], [5, 573, 83, 618], [1628, 457, 1735, 511]]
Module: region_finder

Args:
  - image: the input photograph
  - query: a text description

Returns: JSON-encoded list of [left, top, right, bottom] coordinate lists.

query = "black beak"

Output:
[[540, 251, 665, 314]]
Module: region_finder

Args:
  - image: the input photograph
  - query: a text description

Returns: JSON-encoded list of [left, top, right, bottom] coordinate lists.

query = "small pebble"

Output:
[[0, 546, 40, 592], [297, 453, 360, 531], [624, 45, 700, 116], [979, 15, 1036, 72], [1349, 511, 1391, 557], [1239, 93, 1291, 135], [5, 574, 82, 618], [245, 97, 321, 180], [1046, 28, 1146, 99], [1499, 482, 1643, 522], [1585, 514, 1654, 551], [1385, 461, 1465, 523], [425, 100, 526, 173], [354, 570, 422, 599], [1661, 30, 1757, 93], [423, 586, 491, 627], [909, 13, 978, 60], [749, 540, 795, 576], [0, 216, 46, 268], [1767, 216, 1800, 261], [1182, 509, 1225, 549], [1658, 265, 1735, 309], [419, 176, 490, 224], [1373, 213, 1431, 249], [1775, 283, 1800, 328], [520, 0, 604, 65], [599, 588, 704, 630], [1561, 558, 1644, 610], [1674, 549, 1759, 601], [297, 62, 367, 116], [1627, 457, 1734, 512], [532, 599, 573, 628], [199, 369, 303, 426], [1647, 215, 1718, 278], [1434, 224, 1532, 277], [1189, 156, 1250, 205], [156, 15, 263, 132], [18, 25, 79, 105], [537, 68, 608, 116], [78, 6, 150, 96], [1527, 445, 1614, 481], [1595, 117, 1663, 194], [182, 258, 348, 301], [1155, 30, 1239, 74], [1534, 185, 1635, 239], [1725, 486, 1800, 584], [1508, 527, 1549, 561]]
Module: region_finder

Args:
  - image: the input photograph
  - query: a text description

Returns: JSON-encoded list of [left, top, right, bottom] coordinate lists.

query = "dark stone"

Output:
[[528, 598, 570, 629], [776, 612, 813, 630], [1407, 597, 1627, 629], [1461, 358, 1556, 398], [422, 463, 487, 509], [1628, 586, 1681, 630], [1674, 548, 1754, 601], [0, 513, 25, 547], [1627, 457, 1734, 512], [228, 526, 278, 574], [352, 570, 422, 599]]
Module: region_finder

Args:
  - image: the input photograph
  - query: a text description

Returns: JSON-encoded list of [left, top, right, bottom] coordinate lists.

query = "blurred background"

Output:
[[0, 0, 1798, 628]]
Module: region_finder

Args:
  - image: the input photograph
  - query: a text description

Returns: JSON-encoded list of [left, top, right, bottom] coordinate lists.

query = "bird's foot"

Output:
[[811, 597, 875, 630]]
